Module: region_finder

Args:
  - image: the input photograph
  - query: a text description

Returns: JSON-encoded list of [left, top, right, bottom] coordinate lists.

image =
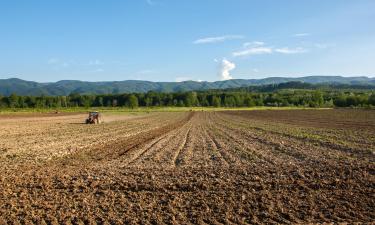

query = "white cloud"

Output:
[[175, 77, 205, 82], [232, 47, 273, 57], [294, 33, 310, 37], [193, 35, 244, 44], [243, 41, 265, 47], [233, 41, 307, 57], [218, 59, 235, 80], [275, 47, 307, 54]]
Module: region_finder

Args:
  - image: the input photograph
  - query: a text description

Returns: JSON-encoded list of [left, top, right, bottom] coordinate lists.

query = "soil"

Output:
[[0, 110, 374, 224]]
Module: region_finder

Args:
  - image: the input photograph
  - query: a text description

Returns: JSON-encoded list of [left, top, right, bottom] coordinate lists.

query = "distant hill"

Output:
[[0, 76, 374, 96]]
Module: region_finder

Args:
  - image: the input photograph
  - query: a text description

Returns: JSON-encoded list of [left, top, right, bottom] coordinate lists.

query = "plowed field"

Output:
[[0, 109, 374, 224]]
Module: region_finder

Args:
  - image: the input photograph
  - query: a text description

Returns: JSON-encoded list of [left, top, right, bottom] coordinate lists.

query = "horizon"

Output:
[[2, 75, 375, 84], [0, 0, 374, 82]]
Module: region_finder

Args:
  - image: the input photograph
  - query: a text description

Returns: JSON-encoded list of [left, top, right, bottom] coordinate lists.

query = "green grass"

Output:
[[0, 106, 333, 114]]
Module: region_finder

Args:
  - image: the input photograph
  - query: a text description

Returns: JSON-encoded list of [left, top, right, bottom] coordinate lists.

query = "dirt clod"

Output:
[[0, 110, 374, 224]]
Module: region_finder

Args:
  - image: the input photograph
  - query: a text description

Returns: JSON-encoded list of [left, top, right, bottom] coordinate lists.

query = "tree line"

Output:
[[1, 88, 374, 109]]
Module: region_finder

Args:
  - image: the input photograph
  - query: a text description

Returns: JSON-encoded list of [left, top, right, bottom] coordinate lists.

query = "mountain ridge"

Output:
[[1, 76, 374, 96]]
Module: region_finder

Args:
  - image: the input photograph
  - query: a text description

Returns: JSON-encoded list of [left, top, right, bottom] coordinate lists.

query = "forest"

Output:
[[0, 82, 374, 109]]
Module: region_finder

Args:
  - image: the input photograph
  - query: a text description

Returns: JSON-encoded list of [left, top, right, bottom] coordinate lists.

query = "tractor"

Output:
[[85, 111, 102, 124]]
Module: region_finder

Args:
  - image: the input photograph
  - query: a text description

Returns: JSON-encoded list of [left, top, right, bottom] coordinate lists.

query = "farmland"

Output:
[[0, 109, 374, 224]]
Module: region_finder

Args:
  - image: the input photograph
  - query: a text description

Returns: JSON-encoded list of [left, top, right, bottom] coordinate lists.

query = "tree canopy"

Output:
[[0, 82, 374, 109]]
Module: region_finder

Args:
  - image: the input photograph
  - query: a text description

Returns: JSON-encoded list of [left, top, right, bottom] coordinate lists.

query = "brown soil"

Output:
[[0, 110, 374, 224]]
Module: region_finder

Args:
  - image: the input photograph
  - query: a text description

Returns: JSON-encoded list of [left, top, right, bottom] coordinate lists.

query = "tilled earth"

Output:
[[0, 110, 374, 224]]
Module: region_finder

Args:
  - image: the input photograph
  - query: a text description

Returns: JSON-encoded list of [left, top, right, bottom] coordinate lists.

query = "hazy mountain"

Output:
[[0, 76, 374, 96]]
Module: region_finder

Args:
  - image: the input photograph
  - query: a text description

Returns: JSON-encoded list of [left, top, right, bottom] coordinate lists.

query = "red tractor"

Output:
[[85, 111, 102, 124]]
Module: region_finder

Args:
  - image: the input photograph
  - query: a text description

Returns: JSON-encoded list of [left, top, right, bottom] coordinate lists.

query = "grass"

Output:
[[0, 106, 333, 114]]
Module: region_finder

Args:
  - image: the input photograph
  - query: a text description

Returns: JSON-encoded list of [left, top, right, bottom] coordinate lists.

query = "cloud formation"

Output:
[[218, 59, 235, 80], [243, 41, 265, 47], [194, 35, 244, 44], [275, 47, 307, 54], [232, 47, 273, 57], [232, 42, 307, 57]]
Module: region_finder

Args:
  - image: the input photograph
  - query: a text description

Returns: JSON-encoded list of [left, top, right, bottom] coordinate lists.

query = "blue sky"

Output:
[[0, 0, 374, 82]]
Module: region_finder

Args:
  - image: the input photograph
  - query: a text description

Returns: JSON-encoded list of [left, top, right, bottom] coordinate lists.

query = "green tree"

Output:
[[128, 94, 139, 109], [184, 92, 198, 107], [9, 93, 19, 108], [234, 94, 244, 107], [198, 94, 209, 106], [224, 95, 236, 107], [369, 94, 375, 106], [334, 95, 347, 107], [212, 96, 221, 107], [346, 95, 358, 107], [312, 91, 324, 106], [18, 96, 28, 108], [145, 97, 152, 107], [244, 96, 256, 107], [55, 97, 62, 108], [96, 96, 104, 107], [112, 99, 118, 107], [177, 99, 185, 107], [0, 95, 7, 108], [61, 96, 67, 107]]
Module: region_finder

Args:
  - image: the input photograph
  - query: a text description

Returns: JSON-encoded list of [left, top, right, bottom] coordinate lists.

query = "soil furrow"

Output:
[[0, 110, 374, 224], [220, 111, 374, 161], [215, 112, 353, 166], [202, 128, 230, 167], [174, 126, 193, 167]]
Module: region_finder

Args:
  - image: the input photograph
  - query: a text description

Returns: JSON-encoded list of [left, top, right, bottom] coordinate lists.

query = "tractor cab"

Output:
[[86, 111, 101, 124]]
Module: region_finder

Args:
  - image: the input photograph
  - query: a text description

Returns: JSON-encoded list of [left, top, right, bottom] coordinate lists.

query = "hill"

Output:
[[0, 76, 374, 96]]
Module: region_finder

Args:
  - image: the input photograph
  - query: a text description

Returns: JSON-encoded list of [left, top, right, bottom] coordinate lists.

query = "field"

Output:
[[0, 109, 374, 224]]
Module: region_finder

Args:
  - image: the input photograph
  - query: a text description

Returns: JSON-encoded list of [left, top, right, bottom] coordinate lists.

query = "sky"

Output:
[[0, 0, 374, 82]]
